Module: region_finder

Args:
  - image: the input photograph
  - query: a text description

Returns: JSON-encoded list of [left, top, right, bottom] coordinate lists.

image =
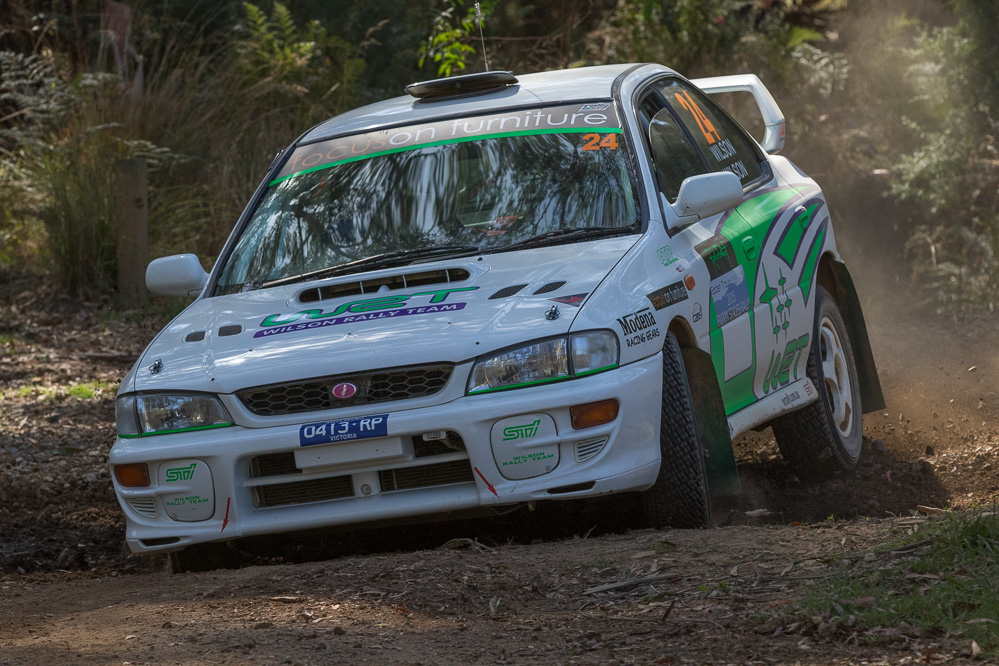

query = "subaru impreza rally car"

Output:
[[110, 63, 884, 572]]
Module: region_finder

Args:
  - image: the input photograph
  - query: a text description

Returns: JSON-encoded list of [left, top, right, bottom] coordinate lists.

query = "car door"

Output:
[[637, 76, 781, 415]]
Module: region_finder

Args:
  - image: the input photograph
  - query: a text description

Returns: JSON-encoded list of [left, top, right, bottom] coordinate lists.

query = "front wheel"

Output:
[[640, 332, 711, 529], [772, 284, 863, 480]]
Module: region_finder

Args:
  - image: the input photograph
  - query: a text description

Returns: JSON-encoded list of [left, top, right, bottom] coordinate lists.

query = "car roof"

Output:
[[301, 63, 663, 144]]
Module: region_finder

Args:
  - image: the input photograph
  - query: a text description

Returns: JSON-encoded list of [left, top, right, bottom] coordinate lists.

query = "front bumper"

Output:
[[109, 354, 664, 554]]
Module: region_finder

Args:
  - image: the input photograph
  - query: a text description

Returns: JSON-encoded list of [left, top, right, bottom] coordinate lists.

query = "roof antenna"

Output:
[[474, 2, 490, 72]]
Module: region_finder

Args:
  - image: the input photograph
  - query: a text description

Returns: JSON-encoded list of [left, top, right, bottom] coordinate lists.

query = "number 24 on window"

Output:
[[581, 134, 619, 150], [674, 91, 721, 145]]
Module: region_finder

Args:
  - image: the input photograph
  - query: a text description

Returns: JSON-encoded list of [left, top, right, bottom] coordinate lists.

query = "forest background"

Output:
[[0, 0, 997, 314]]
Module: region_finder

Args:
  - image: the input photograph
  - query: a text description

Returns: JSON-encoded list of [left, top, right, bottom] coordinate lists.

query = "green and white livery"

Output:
[[110, 64, 884, 572]]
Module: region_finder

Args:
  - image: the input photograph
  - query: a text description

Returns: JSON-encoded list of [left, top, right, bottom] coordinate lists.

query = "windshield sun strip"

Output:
[[269, 126, 625, 187]]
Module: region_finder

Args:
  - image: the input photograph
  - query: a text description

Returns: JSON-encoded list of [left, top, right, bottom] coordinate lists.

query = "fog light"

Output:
[[570, 399, 619, 430], [114, 463, 150, 487]]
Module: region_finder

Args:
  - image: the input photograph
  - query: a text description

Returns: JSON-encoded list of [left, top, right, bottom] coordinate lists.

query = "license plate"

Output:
[[299, 414, 389, 447]]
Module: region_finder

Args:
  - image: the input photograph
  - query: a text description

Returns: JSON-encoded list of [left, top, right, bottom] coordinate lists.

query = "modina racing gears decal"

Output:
[[617, 307, 661, 349]]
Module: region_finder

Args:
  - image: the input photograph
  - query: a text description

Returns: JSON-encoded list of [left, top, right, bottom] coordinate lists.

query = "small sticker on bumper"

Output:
[[300, 414, 389, 446]]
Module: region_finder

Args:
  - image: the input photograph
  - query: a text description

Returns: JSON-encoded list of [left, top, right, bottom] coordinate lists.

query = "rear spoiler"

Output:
[[691, 74, 785, 154]]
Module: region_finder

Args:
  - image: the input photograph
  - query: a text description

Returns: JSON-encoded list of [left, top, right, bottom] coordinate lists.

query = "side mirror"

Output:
[[146, 254, 209, 298], [668, 172, 744, 228]]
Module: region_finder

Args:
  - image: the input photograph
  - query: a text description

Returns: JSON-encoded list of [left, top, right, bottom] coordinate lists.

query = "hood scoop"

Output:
[[299, 267, 471, 304]]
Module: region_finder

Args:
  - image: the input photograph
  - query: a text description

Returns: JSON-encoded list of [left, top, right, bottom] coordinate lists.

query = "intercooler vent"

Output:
[[126, 497, 158, 519], [251, 452, 301, 478], [413, 434, 465, 458], [378, 460, 475, 492], [254, 474, 354, 508], [299, 268, 471, 303], [574, 437, 608, 463], [184, 331, 206, 342], [533, 281, 567, 295], [140, 537, 179, 547], [489, 284, 528, 299], [218, 324, 243, 337]]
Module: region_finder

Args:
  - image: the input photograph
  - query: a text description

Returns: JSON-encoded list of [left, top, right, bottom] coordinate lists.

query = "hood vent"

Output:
[[489, 284, 528, 300], [299, 268, 470, 304], [184, 331, 206, 342], [534, 281, 567, 295], [218, 324, 243, 337]]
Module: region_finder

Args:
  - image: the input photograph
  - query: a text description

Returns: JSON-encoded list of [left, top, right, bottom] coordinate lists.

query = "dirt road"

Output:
[[1, 278, 997, 664], [2, 518, 977, 665]]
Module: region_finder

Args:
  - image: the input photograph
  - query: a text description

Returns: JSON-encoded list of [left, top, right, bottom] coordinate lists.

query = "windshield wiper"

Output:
[[261, 245, 481, 289], [492, 225, 639, 253]]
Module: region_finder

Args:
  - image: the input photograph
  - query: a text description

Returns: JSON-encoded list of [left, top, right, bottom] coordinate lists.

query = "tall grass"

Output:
[[0, 2, 373, 293]]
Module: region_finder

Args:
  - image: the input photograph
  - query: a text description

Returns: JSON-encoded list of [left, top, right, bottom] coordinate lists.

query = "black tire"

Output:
[[772, 285, 863, 480], [168, 542, 242, 574], [640, 332, 711, 529]]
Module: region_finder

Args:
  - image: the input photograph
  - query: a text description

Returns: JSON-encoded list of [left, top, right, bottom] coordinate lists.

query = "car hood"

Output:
[[130, 237, 637, 395]]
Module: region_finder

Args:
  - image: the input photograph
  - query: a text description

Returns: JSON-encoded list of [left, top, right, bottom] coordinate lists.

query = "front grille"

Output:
[[254, 474, 354, 507], [238, 364, 453, 416], [379, 460, 474, 492]]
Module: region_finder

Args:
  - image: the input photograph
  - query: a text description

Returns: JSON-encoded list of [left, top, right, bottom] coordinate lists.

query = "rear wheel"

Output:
[[772, 285, 862, 479], [168, 542, 242, 574], [640, 332, 711, 528]]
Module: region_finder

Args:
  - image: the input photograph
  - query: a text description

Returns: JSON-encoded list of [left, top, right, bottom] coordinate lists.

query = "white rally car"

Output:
[[110, 64, 884, 572]]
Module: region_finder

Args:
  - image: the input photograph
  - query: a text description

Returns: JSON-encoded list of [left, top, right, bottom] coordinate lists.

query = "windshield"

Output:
[[216, 102, 639, 294]]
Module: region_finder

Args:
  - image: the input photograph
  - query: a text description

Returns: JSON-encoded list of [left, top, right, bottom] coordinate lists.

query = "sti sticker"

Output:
[[710, 266, 750, 326], [300, 414, 389, 447]]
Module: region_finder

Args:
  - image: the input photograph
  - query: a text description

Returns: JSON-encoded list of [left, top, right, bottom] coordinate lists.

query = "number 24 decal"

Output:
[[581, 133, 619, 150]]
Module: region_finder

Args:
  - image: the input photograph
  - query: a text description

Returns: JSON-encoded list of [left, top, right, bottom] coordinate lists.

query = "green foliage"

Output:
[[235, 2, 380, 121], [584, 0, 799, 76], [889, 10, 999, 313], [0, 0, 992, 315], [0, 2, 381, 294], [802, 510, 999, 658], [418, 1, 494, 77]]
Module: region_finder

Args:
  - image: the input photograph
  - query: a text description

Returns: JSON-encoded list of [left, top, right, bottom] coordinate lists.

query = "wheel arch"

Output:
[[666, 315, 741, 498], [815, 253, 886, 413], [667, 316, 697, 350]]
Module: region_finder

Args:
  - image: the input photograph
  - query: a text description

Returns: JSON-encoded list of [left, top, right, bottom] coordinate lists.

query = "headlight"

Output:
[[116, 393, 232, 437], [467, 331, 619, 394], [570, 330, 618, 375]]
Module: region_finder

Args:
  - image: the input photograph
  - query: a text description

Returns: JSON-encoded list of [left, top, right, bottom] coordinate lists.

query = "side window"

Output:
[[660, 79, 764, 186], [638, 92, 708, 202]]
